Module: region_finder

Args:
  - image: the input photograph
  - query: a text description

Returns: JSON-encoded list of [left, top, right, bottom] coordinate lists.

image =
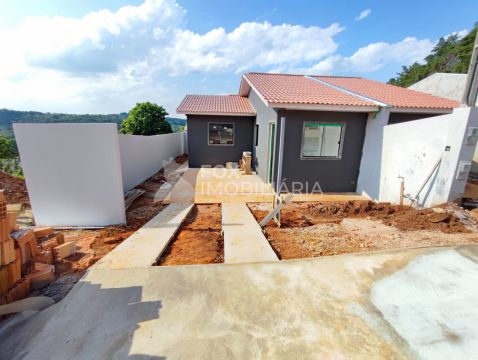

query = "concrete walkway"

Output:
[[164, 168, 275, 204], [222, 202, 278, 263], [95, 203, 193, 269], [2, 245, 478, 359]]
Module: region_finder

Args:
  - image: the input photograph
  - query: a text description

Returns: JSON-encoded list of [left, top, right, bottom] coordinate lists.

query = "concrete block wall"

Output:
[[14, 124, 186, 226], [378, 107, 478, 207], [119, 132, 185, 191], [14, 123, 126, 227]]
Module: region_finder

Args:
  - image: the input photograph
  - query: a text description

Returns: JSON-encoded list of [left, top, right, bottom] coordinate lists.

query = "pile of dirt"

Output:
[[250, 201, 471, 233], [0, 171, 30, 207], [248, 201, 478, 260], [174, 154, 188, 164], [157, 204, 224, 266]]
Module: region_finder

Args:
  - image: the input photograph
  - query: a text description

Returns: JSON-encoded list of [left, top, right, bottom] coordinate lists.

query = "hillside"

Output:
[[389, 24, 477, 87], [0, 109, 186, 136]]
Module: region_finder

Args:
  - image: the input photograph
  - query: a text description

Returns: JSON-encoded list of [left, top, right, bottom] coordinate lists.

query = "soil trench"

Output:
[[157, 204, 224, 266], [248, 201, 478, 260]]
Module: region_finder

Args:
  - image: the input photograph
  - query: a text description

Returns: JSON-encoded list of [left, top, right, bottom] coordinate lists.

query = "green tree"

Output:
[[388, 23, 478, 87], [120, 102, 172, 135], [0, 133, 18, 158]]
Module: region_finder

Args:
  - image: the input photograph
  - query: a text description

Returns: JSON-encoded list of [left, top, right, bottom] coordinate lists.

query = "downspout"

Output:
[[462, 30, 478, 106]]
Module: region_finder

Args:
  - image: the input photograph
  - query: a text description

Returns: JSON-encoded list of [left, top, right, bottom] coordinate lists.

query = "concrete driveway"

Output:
[[1, 244, 477, 359]]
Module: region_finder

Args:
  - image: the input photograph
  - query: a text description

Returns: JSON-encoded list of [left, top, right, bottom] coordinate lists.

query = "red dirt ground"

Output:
[[0, 171, 30, 207], [157, 204, 224, 266], [248, 201, 478, 260], [55, 155, 187, 276]]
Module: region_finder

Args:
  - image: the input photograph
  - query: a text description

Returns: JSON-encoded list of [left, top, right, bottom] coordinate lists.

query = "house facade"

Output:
[[177, 73, 460, 194]]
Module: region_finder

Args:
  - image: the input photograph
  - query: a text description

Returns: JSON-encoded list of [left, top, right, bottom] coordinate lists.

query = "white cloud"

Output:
[[355, 9, 371, 21], [445, 29, 468, 39], [0, 0, 454, 114], [288, 37, 435, 75], [0, 0, 345, 113]]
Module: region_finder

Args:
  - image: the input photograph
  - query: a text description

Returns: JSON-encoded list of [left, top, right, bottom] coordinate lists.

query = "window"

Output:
[[301, 123, 344, 158], [208, 123, 234, 145]]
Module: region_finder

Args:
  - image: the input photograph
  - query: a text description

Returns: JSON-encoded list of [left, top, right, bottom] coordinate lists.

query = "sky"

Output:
[[0, 0, 477, 117]]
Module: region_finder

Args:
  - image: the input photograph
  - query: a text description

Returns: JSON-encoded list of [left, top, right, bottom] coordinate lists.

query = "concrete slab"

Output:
[[222, 202, 278, 263], [95, 203, 193, 269], [2, 245, 478, 359], [164, 168, 275, 204], [290, 192, 369, 202]]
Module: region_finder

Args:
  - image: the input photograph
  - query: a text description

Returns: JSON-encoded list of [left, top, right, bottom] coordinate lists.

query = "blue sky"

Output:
[[0, 0, 476, 116]]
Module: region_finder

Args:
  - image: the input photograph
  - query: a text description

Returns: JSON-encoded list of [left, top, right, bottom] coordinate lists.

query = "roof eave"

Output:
[[270, 102, 379, 113], [177, 111, 256, 116], [389, 107, 456, 114]]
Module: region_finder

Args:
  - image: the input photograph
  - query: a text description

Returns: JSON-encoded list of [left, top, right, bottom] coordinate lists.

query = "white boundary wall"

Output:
[[119, 132, 186, 191], [14, 124, 186, 226], [13, 123, 126, 226], [379, 107, 478, 207]]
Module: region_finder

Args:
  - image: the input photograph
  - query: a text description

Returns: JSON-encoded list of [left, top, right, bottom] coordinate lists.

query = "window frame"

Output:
[[300, 121, 345, 160], [207, 122, 235, 146], [253, 124, 259, 147]]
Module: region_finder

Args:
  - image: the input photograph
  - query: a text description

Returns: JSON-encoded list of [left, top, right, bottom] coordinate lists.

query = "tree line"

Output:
[[389, 23, 477, 87]]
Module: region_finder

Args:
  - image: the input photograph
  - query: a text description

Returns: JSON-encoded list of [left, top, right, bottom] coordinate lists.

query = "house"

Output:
[[409, 72, 478, 174], [408, 72, 478, 106], [177, 73, 460, 195]]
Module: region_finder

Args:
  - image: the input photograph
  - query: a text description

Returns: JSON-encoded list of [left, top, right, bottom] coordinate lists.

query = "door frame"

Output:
[[267, 122, 276, 184]]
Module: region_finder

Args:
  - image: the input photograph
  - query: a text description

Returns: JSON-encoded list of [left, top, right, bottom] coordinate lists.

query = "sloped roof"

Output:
[[242, 73, 376, 108], [177, 95, 255, 115], [314, 76, 460, 109]]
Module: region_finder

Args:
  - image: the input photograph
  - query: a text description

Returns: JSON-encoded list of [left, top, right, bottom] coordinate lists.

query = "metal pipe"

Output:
[[411, 156, 442, 206]]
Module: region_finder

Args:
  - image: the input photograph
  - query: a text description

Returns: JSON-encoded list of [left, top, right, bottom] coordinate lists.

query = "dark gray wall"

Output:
[[274, 110, 367, 192], [187, 115, 255, 167], [388, 112, 440, 124]]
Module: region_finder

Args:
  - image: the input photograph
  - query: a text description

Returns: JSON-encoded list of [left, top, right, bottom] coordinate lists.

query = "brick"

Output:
[[0, 240, 15, 265], [39, 235, 59, 251], [33, 249, 54, 265], [6, 211, 18, 233], [0, 266, 8, 295], [53, 241, 76, 260], [55, 233, 65, 245], [33, 227, 54, 239], [0, 218, 10, 243], [7, 255, 21, 288], [26, 263, 55, 289]]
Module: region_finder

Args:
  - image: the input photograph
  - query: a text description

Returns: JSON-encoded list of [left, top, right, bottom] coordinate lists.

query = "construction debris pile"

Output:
[[0, 191, 76, 306]]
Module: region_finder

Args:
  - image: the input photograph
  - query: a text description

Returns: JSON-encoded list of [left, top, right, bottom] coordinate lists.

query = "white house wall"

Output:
[[119, 132, 185, 191], [13, 123, 126, 227], [356, 107, 390, 200], [380, 115, 449, 207], [379, 107, 478, 207]]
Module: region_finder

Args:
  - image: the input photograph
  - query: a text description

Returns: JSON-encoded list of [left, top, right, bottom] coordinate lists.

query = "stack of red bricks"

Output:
[[0, 191, 77, 306], [0, 191, 29, 305]]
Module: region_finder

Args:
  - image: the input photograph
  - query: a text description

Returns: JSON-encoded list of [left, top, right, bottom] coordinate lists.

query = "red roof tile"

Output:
[[177, 95, 255, 115], [243, 73, 376, 107], [315, 76, 460, 109]]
